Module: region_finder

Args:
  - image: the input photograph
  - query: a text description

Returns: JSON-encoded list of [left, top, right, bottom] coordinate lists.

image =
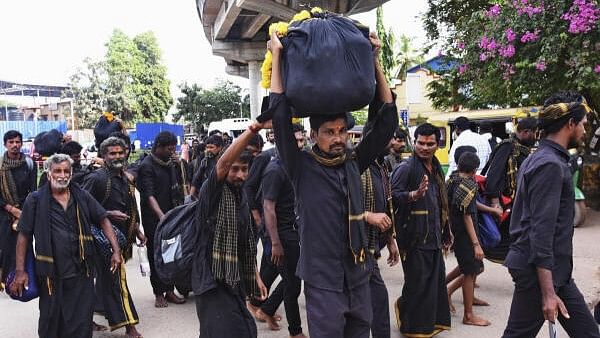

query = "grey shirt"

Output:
[[505, 139, 574, 287]]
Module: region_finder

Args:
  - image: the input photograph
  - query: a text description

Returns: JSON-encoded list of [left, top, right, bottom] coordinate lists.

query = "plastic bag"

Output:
[[137, 245, 150, 277]]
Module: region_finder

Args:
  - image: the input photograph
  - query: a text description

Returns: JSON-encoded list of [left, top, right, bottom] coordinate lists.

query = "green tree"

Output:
[[423, 0, 491, 41], [395, 35, 425, 81], [68, 29, 173, 128], [173, 81, 249, 133], [104, 29, 173, 123], [376, 6, 397, 83], [65, 57, 109, 128]]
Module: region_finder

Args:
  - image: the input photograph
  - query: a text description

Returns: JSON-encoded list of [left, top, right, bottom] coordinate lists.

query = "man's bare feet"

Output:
[[274, 314, 282, 321], [93, 322, 108, 331], [126, 325, 143, 338], [449, 298, 456, 314], [256, 309, 281, 331], [290, 333, 307, 338], [463, 313, 491, 326], [247, 302, 261, 319], [165, 291, 186, 304], [473, 297, 490, 306], [155, 294, 168, 308]]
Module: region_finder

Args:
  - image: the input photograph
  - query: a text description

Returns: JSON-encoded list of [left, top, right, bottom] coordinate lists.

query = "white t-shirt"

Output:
[[447, 129, 492, 179]]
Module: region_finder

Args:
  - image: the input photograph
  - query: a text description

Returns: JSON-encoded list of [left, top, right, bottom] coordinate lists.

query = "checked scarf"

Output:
[[150, 153, 184, 207], [0, 152, 25, 208], [211, 184, 258, 298], [447, 173, 478, 212]]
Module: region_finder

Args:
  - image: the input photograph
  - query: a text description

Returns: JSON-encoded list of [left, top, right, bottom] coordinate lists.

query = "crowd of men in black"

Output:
[[0, 30, 599, 338]]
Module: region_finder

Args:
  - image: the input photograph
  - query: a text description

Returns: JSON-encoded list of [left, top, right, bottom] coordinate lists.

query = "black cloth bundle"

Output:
[[94, 115, 121, 148], [281, 12, 375, 116], [34, 129, 63, 156]]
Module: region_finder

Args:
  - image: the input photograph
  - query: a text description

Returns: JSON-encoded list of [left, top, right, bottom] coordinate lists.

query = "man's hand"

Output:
[[107, 210, 129, 222], [442, 227, 454, 251], [267, 30, 284, 53], [365, 212, 392, 232], [542, 292, 570, 322], [491, 207, 503, 220], [369, 32, 382, 58], [9, 207, 21, 220], [251, 210, 262, 227], [136, 229, 147, 247], [386, 238, 400, 267], [109, 252, 123, 274], [271, 242, 285, 266], [256, 271, 268, 301], [9, 270, 28, 297], [474, 243, 484, 261], [412, 175, 429, 200]]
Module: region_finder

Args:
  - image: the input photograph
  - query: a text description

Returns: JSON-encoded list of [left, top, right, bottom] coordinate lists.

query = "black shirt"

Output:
[[191, 156, 217, 191], [262, 159, 297, 240], [272, 93, 398, 292], [0, 155, 37, 208], [368, 162, 389, 253], [191, 170, 251, 296], [137, 155, 180, 228], [83, 168, 139, 234], [391, 159, 443, 250], [505, 139, 574, 287], [26, 191, 107, 279], [484, 139, 530, 199], [245, 147, 277, 212]]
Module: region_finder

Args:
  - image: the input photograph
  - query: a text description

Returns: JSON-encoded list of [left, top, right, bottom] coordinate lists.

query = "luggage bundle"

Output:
[[34, 129, 63, 156], [94, 111, 122, 148], [261, 8, 375, 116]]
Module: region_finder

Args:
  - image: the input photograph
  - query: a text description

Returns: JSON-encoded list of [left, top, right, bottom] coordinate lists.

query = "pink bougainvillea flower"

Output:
[[480, 53, 489, 61], [535, 62, 547, 71], [487, 4, 501, 17], [562, 0, 600, 34], [499, 44, 516, 58], [459, 64, 468, 74], [595, 65, 600, 74], [521, 30, 540, 43], [505, 28, 517, 42]]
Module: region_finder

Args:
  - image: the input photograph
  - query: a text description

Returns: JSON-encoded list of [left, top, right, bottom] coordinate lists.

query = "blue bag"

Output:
[[6, 246, 39, 302], [477, 196, 501, 249], [91, 225, 128, 260]]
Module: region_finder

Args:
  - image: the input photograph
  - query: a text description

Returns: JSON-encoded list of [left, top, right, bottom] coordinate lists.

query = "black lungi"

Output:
[[195, 284, 257, 338], [95, 257, 139, 330], [38, 275, 95, 338], [503, 268, 600, 338], [304, 281, 372, 338], [397, 248, 451, 337]]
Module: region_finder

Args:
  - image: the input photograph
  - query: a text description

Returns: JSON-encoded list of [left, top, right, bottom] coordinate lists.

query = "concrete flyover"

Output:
[[196, 0, 390, 118]]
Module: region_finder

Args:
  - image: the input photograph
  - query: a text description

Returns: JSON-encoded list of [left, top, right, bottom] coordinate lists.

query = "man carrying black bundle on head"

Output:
[[192, 120, 269, 338], [189, 134, 223, 199], [83, 137, 145, 338], [391, 123, 452, 337], [0, 130, 36, 288], [268, 31, 398, 337], [137, 131, 186, 308], [502, 92, 600, 337]]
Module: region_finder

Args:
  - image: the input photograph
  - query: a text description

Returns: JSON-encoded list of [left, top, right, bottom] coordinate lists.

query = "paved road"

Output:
[[2, 210, 600, 338]]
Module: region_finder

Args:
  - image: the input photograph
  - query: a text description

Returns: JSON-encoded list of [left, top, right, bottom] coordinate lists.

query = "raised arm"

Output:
[[215, 122, 270, 182], [356, 34, 398, 172], [269, 31, 302, 180]]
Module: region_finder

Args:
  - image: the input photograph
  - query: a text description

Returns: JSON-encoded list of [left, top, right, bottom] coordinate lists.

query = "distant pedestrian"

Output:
[[447, 116, 491, 178]]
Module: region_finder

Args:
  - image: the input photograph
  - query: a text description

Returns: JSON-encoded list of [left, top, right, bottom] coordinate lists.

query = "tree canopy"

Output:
[[67, 29, 173, 128], [173, 81, 249, 133]]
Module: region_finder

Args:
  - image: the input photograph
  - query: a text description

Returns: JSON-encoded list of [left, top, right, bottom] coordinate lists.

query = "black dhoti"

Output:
[[397, 248, 450, 337], [38, 275, 95, 338], [195, 284, 257, 338], [95, 257, 139, 330]]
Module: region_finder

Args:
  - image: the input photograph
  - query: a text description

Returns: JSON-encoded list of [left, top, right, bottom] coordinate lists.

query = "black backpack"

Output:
[[153, 200, 198, 289]]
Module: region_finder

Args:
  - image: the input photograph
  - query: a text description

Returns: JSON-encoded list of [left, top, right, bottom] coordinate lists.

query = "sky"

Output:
[[0, 0, 429, 102]]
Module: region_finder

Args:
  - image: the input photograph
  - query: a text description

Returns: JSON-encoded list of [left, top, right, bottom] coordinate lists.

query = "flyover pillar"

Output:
[[248, 60, 264, 120]]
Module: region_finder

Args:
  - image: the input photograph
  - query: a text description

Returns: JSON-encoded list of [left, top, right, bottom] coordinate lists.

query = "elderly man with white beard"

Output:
[[10, 153, 122, 338]]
